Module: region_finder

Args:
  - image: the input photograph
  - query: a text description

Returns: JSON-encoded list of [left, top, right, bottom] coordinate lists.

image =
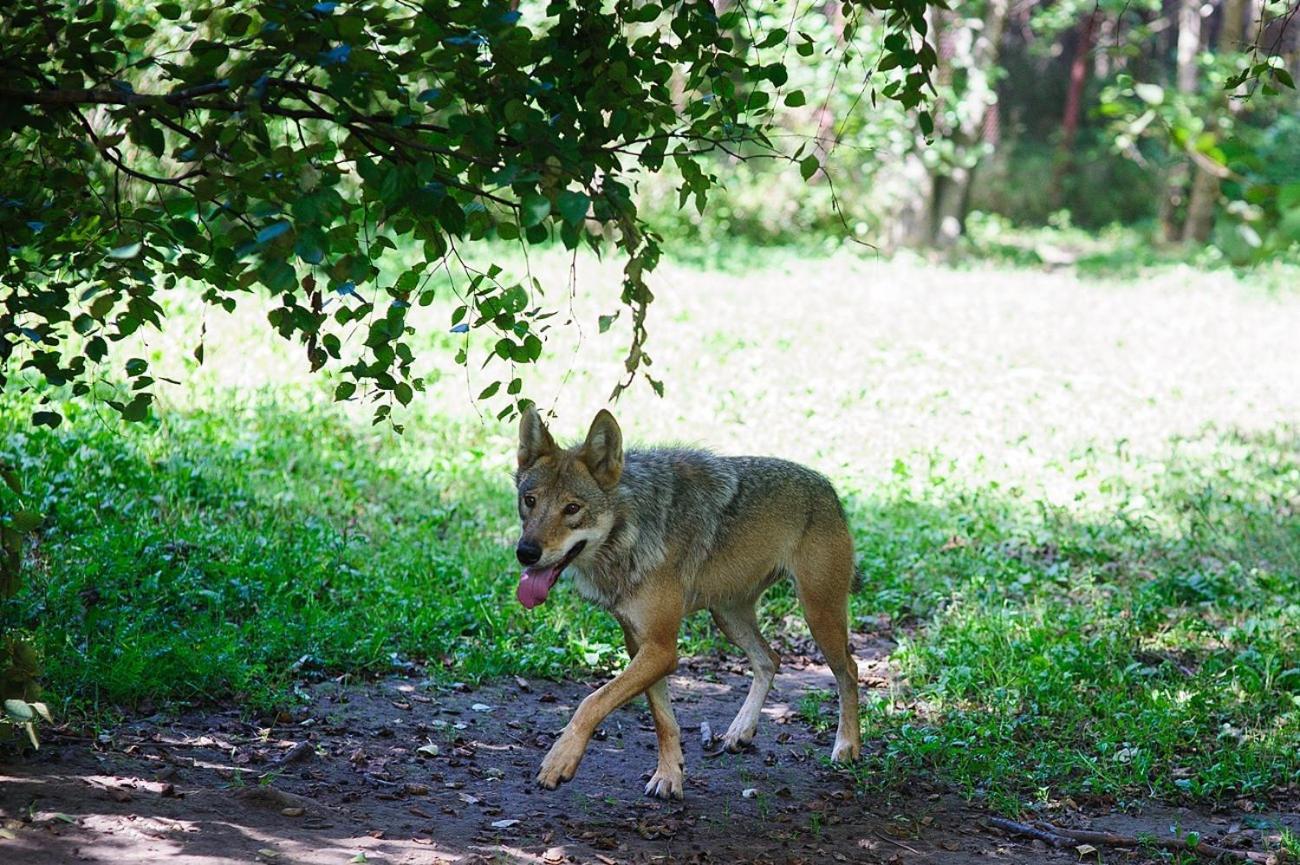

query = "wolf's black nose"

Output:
[[516, 540, 542, 566]]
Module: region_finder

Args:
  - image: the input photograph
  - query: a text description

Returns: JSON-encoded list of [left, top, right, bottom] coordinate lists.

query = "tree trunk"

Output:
[[1052, 9, 1099, 206], [1160, 0, 1204, 242], [1182, 0, 1247, 243], [927, 0, 1010, 248]]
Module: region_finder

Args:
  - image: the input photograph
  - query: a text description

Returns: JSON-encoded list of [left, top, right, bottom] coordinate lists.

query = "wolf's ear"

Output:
[[580, 409, 623, 488], [518, 406, 557, 471]]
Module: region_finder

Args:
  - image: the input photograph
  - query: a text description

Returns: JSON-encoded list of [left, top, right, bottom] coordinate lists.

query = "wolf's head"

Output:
[[513, 407, 623, 609]]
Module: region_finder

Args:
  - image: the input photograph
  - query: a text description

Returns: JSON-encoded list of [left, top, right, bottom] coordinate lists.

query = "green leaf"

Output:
[[784, 90, 806, 108], [335, 381, 356, 400], [224, 12, 252, 36], [478, 381, 501, 399], [4, 699, 33, 722], [10, 511, 42, 533], [108, 242, 142, 259], [1134, 83, 1164, 105], [519, 193, 551, 228], [120, 394, 152, 423], [32, 411, 62, 429], [799, 156, 819, 181], [557, 191, 590, 226], [157, 2, 183, 19]]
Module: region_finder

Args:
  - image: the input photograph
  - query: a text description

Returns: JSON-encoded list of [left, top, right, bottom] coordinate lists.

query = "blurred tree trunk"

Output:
[[1182, 0, 1247, 243], [1159, 0, 1203, 242], [1051, 8, 1099, 206], [928, 0, 1010, 247]]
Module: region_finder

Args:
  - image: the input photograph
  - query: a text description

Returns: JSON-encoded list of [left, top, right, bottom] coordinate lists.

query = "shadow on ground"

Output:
[[4, 637, 1296, 865]]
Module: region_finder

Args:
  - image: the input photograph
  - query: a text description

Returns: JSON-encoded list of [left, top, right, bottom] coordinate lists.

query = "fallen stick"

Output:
[[233, 785, 327, 815], [987, 817, 1272, 863]]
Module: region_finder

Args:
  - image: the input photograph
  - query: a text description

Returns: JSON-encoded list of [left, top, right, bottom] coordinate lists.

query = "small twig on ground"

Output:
[[988, 817, 1273, 863], [874, 832, 924, 855]]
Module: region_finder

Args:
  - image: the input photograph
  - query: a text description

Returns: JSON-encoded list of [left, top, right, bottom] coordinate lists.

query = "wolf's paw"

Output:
[[721, 715, 759, 753], [644, 763, 685, 800], [721, 728, 756, 753], [831, 736, 861, 764], [536, 734, 586, 790]]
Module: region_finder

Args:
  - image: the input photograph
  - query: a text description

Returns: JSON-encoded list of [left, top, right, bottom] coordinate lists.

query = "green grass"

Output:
[[3, 242, 1299, 811], [846, 428, 1300, 808]]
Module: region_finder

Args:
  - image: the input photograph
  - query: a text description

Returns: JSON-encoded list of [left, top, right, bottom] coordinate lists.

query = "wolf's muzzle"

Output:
[[516, 539, 542, 566]]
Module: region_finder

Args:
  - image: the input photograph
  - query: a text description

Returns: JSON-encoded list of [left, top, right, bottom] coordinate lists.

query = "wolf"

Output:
[[513, 407, 861, 799]]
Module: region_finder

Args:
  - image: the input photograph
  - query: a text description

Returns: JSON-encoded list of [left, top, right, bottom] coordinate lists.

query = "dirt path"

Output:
[[3, 645, 1295, 864]]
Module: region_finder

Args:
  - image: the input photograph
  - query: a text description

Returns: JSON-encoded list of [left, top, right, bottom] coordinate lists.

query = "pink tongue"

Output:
[[517, 566, 560, 609]]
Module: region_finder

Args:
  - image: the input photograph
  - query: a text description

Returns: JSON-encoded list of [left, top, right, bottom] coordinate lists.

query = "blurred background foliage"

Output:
[[639, 0, 1300, 264]]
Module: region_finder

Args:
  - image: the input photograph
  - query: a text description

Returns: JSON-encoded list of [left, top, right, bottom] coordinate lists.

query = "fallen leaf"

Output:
[[471, 703, 494, 713], [543, 847, 565, 863], [515, 676, 531, 692], [256, 850, 279, 860], [1076, 843, 1099, 858], [0, 828, 17, 840], [458, 793, 480, 805], [417, 743, 440, 758], [281, 807, 305, 817], [491, 819, 520, 829], [742, 788, 758, 799]]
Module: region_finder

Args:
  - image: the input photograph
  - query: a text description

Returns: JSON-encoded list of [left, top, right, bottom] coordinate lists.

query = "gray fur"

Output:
[[567, 447, 848, 610]]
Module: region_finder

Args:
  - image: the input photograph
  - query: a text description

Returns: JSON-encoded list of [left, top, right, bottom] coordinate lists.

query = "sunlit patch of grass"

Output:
[[849, 427, 1300, 807]]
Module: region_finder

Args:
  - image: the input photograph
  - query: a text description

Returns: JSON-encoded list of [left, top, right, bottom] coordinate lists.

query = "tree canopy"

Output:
[[0, 0, 937, 427]]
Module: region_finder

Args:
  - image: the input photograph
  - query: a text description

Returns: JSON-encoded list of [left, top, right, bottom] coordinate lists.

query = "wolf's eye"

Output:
[[563, 502, 581, 516], [523, 495, 536, 508]]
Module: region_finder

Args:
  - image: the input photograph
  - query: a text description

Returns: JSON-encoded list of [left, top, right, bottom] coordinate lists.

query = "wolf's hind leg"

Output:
[[711, 603, 780, 752], [793, 531, 861, 763]]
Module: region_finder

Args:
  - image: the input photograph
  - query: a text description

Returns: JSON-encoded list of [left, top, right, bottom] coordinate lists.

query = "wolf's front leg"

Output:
[[537, 637, 679, 790], [640, 676, 684, 799], [621, 624, 684, 799]]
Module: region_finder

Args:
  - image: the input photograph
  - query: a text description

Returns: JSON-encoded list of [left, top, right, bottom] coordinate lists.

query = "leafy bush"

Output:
[[1, 461, 47, 748]]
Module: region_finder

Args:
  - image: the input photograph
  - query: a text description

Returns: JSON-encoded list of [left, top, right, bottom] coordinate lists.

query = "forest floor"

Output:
[[5, 635, 1296, 865]]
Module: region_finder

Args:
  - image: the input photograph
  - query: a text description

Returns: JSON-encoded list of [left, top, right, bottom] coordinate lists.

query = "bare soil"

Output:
[[3, 639, 1295, 864]]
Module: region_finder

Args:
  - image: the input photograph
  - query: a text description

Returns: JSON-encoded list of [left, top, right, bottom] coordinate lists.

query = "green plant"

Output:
[[0, 460, 47, 748]]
